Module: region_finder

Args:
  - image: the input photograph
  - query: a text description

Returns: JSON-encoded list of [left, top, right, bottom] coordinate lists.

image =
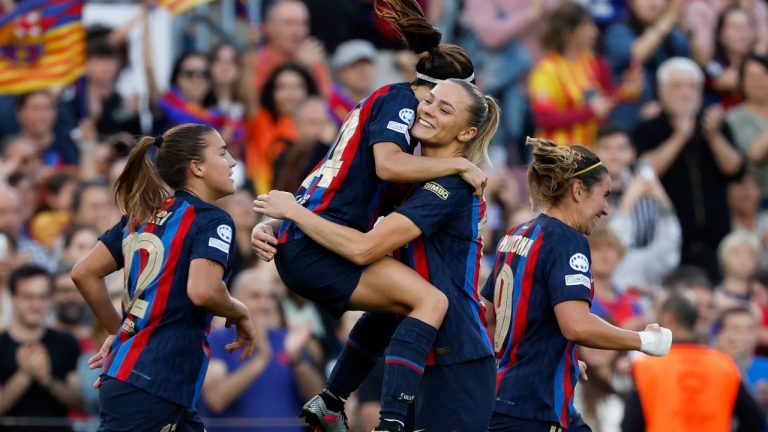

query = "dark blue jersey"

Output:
[[481, 214, 594, 428], [278, 83, 417, 243], [394, 175, 494, 365], [99, 191, 236, 408]]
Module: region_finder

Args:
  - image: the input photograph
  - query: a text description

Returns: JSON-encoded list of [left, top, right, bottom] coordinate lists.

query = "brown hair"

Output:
[[540, 1, 591, 53], [375, 0, 474, 85], [527, 137, 607, 208], [114, 123, 215, 229], [446, 79, 500, 164]]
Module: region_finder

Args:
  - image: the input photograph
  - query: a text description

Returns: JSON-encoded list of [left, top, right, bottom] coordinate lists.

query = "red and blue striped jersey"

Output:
[[394, 175, 494, 365], [481, 214, 594, 428], [278, 82, 417, 243], [98, 191, 236, 408]]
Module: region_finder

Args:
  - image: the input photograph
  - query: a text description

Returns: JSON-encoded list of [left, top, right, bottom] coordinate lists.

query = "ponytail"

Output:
[[375, 0, 473, 85], [375, 0, 441, 54], [114, 136, 168, 230], [466, 95, 500, 165], [113, 123, 215, 229], [526, 137, 606, 208]]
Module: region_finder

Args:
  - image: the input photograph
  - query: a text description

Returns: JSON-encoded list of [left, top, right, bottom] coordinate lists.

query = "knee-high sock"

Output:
[[378, 316, 438, 425]]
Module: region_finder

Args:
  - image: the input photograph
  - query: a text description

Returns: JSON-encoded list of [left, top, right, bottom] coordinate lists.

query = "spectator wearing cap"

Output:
[[328, 39, 377, 127]]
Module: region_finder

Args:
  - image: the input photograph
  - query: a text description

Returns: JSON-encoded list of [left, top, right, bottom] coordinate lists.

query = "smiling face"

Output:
[[573, 174, 612, 235], [411, 80, 475, 149]]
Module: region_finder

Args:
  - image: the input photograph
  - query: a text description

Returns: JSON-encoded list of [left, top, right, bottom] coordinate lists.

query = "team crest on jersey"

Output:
[[569, 253, 589, 272], [399, 108, 415, 126], [217, 224, 232, 243], [423, 182, 450, 200]]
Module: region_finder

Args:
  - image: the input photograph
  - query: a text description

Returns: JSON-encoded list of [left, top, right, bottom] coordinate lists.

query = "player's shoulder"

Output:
[[420, 175, 473, 200], [190, 201, 235, 228], [538, 214, 585, 242], [370, 82, 418, 105]]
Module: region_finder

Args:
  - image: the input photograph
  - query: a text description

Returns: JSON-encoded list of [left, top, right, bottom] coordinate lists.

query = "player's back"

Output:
[[99, 191, 236, 408], [278, 82, 417, 243], [481, 214, 594, 428]]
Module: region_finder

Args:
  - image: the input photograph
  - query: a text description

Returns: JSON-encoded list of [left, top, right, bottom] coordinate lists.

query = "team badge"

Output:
[[569, 253, 589, 272], [399, 108, 415, 126], [217, 224, 232, 243]]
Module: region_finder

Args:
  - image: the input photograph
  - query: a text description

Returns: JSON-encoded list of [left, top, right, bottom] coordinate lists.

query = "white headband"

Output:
[[415, 71, 475, 84]]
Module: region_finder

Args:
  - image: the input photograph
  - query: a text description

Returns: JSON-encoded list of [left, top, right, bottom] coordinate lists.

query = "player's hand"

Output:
[[578, 360, 588, 381], [225, 302, 257, 361], [253, 190, 301, 220], [638, 323, 673, 356], [250, 222, 278, 262], [457, 158, 487, 196], [89, 334, 116, 371]]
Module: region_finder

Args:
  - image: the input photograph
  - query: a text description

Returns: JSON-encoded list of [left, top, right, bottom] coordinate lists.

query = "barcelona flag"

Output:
[[158, 0, 217, 15], [0, 0, 84, 94]]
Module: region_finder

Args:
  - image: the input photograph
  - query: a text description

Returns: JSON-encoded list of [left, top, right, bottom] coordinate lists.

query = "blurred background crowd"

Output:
[[0, 0, 768, 430]]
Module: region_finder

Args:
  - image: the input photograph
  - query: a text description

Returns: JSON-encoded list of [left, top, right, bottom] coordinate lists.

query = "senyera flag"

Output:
[[158, 0, 216, 15], [0, 0, 85, 94]]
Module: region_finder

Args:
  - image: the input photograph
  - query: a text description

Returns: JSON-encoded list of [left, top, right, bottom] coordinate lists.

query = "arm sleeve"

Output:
[[621, 390, 646, 432], [190, 212, 236, 272], [546, 235, 593, 307], [394, 177, 470, 238], [734, 380, 767, 432], [98, 216, 128, 269], [367, 89, 417, 152]]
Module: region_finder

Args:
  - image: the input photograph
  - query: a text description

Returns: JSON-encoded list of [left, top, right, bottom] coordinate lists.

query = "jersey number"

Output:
[[493, 264, 514, 354], [121, 232, 165, 312], [301, 108, 361, 189]]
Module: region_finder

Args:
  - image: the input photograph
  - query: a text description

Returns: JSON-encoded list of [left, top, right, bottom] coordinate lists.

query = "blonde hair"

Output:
[[445, 78, 500, 165], [526, 137, 607, 208], [717, 230, 760, 268]]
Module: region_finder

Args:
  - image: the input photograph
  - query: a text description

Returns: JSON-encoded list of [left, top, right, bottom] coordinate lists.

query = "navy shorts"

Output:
[[275, 236, 363, 319], [487, 412, 591, 432], [410, 356, 496, 432], [98, 377, 205, 432]]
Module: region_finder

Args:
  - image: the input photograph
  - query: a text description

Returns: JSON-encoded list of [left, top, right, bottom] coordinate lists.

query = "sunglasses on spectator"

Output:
[[180, 69, 210, 79]]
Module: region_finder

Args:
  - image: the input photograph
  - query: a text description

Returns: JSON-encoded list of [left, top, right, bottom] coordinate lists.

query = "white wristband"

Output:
[[638, 328, 673, 356]]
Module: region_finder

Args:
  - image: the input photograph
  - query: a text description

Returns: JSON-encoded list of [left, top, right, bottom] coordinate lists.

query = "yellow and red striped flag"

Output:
[[0, 0, 85, 94], [158, 0, 217, 15]]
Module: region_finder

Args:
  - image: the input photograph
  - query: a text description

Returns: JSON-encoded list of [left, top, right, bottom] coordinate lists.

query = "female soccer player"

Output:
[[72, 124, 257, 432], [481, 137, 672, 432], [255, 79, 499, 432], [251, 0, 483, 430]]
